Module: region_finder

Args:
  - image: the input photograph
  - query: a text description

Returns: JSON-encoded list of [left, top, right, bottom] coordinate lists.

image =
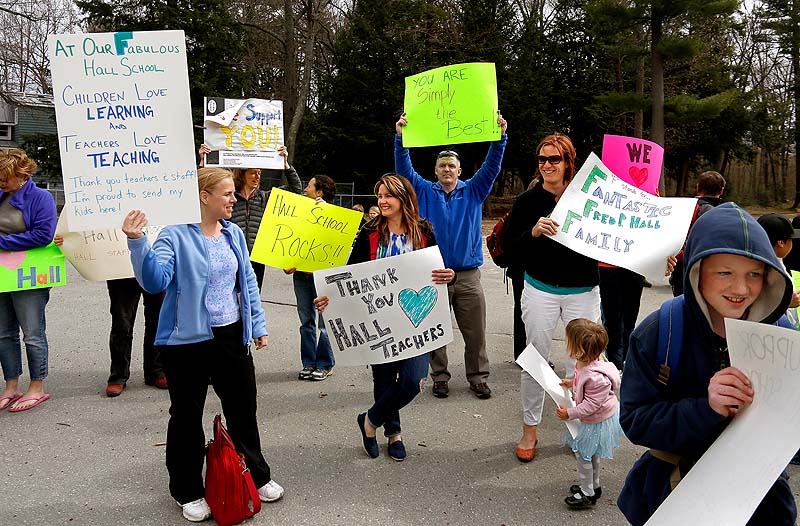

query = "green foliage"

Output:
[[19, 133, 63, 183]]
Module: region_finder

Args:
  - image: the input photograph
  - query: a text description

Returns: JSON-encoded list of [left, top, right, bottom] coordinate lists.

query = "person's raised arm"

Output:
[[466, 112, 508, 200], [278, 145, 303, 194]]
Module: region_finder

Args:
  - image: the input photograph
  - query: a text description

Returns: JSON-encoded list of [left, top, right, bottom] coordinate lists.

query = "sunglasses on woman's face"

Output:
[[538, 155, 562, 165]]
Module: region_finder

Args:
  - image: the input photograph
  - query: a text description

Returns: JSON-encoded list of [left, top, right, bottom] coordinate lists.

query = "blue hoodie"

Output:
[[128, 221, 267, 346], [394, 134, 506, 270], [618, 203, 795, 525]]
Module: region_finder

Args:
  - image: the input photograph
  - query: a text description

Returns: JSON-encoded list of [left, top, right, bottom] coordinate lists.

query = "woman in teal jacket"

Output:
[[123, 167, 282, 523]]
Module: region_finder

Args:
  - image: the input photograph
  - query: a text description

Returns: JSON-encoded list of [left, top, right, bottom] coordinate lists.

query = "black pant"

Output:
[[252, 261, 265, 291], [161, 321, 271, 504], [511, 271, 527, 360], [107, 278, 164, 384], [599, 267, 644, 371]]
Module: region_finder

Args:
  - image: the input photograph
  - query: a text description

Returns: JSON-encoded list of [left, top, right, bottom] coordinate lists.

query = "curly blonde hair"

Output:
[[0, 148, 37, 182]]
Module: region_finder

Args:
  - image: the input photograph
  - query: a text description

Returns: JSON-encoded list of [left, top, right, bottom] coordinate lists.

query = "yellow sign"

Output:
[[251, 188, 362, 272]]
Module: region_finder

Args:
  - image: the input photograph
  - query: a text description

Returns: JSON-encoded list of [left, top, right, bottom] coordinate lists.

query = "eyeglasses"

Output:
[[538, 155, 562, 165], [437, 150, 459, 160]]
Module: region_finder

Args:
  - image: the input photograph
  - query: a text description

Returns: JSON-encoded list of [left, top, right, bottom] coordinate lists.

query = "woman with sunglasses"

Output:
[[504, 134, 602, 462], [314, 173, 455, 461]]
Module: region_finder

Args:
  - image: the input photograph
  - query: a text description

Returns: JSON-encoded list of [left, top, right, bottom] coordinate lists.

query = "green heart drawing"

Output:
[[398, 286, 438, 327]]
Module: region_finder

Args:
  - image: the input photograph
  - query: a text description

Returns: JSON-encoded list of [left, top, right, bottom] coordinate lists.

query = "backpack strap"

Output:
[[657, 295, 685, 386]]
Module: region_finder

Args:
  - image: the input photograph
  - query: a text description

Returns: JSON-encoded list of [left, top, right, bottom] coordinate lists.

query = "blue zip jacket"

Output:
[[618, 203, 795, 525], [394, 134, 507, 270], [0, 179, 56, 251], [128, 221, 267, 346]]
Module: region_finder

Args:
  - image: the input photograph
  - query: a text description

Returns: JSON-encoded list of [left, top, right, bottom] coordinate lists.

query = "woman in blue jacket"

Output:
[[0, 148, 56, 413], [618, 203, 796, 525], [123, 167, 283, 523]]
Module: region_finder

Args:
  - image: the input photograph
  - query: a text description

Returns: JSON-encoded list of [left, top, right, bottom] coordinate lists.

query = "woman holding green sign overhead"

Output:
[[314, 173, 455, 461], [0, 148, 57, 413]]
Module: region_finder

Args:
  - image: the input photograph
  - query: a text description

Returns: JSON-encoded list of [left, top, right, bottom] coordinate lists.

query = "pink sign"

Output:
[[601, 134, 664, 196]]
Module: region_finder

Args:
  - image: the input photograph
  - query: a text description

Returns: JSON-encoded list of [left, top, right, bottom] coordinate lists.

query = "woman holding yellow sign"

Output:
[[0, 148, 57, 413]]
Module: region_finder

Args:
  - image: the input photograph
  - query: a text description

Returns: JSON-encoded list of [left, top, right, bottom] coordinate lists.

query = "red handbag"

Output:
[[205, 415, 262, 525]]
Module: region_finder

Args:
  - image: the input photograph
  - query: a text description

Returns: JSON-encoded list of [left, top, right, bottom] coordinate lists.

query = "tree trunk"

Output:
[[286, 4, 318, 164], [284, 0, 298, 161], [635, 54, 644, 138], [791, 0, 800, 208], [651, 9, 666, 195]]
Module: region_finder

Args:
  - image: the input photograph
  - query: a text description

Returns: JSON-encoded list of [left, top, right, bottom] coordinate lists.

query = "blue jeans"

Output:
[[293, 272, 334, 369], [367, 352, 430, 438], [0, 288, 50, 381]]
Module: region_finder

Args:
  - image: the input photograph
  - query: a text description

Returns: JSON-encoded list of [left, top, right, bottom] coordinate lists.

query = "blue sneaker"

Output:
[[388, 440, 407, 461], [357, 413, 379, 458]]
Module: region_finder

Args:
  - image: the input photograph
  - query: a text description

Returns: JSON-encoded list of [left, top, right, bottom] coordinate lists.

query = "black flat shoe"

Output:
[[569, 485, 601, 502], [388, 440, 406, 461], [357, 413, 379, 458], [565, 488, 598, 509]]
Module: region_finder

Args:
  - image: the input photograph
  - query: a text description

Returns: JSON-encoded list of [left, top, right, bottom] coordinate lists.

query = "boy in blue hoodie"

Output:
[[618, 203, 797, 525]]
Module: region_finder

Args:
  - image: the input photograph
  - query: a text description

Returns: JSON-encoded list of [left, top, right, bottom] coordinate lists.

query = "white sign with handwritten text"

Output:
[[313, 247, 453, 366], [54, 210, 162, 281], [48, 30, 199, 231], [645, 319, 800, 525]]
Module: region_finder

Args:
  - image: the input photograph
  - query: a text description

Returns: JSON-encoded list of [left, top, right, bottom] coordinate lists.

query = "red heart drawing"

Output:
[[629, 166, 649, 188], [0, 250, 26, 271]]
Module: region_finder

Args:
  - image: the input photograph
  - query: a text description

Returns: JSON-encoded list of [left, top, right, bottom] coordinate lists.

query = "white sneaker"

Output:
[[258, 480, 285, 502], [176, 497, 212, 522]]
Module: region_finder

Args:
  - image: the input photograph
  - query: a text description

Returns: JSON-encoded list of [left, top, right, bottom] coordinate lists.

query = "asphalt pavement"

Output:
[[1, 229, 798, 526]]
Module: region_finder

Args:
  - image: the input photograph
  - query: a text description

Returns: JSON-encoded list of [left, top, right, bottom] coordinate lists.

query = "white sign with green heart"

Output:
[[313, 246, 454, 366]]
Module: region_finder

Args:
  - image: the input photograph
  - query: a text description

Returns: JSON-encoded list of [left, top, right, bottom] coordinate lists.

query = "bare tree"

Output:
[[0, 0, 81, 93]]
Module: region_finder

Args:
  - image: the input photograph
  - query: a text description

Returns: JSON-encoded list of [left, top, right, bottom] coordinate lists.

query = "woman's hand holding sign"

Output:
[[431, 268, 455, 285], [532, 217, 559, 238]]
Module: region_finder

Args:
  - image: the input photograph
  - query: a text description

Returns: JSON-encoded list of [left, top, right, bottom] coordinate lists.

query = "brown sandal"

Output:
[[515, 440, 538, 462]]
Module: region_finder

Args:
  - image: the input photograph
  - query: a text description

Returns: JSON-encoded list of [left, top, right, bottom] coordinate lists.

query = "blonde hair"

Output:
[[197, 167, 233, 194], [565, 318, 608, 362], [372, 173, 425, 250], [0, 148, 37, 182]]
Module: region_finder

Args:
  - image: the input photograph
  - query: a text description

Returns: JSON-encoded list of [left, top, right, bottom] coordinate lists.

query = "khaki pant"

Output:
[[429, 268, 489, 385]]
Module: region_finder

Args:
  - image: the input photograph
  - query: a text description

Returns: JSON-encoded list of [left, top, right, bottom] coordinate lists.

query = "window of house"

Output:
[[0, 124, 12, 141]]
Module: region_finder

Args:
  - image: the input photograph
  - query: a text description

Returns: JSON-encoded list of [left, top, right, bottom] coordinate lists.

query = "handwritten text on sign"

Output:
[[250, 188, 362, 272], [549, 153, 696, 284], [55, 210, 163, 281], [645, 319, 800, 526], [602, 134, 664, 196], [203, 97, 285, 170], [48, 30, 199, 231], [402, 62, 500, 148], [0, 244, 66, 293], [313, 247, 454, 366]]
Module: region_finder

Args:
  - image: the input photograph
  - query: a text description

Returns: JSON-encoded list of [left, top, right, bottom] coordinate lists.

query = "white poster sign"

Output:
[[54, 210, 162, 281], [313, 247, 453, 366], [645, 319, 800, 526], [516, 345, 579, 438], [203, 97, 284, 169], [48, 30, 199, 231], [549, 153, 697, 284]]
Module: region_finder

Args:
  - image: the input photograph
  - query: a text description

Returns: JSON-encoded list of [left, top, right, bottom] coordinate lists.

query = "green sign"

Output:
[[402, 62, 500, 148], [0, 243, 67, 292]]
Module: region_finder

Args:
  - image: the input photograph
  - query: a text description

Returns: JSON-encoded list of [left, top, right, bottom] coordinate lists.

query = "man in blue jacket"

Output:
[[394, 113, 507, 399]]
